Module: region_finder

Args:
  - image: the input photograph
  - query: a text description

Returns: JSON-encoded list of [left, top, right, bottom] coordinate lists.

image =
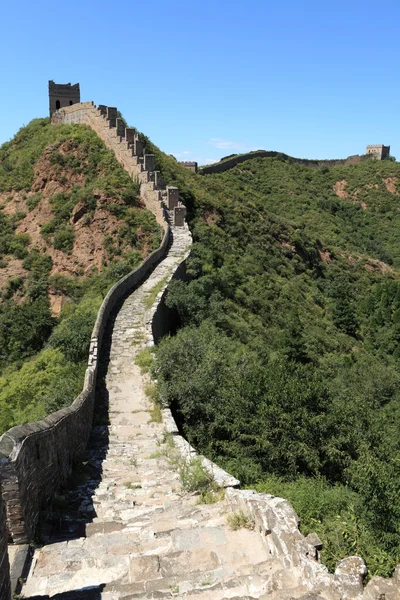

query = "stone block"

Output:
[[144, 154, 156, 172], [129, 555, 161, 582], [125, 128, 136, 145], [98, 105, 107, 116], [174, 205, 186, 226], [133, 137, 143, 157], [154, 171, 165, 189], [116, 118, 125, 138], [107, 107, 117, 121], [167, 187, 179, 210]]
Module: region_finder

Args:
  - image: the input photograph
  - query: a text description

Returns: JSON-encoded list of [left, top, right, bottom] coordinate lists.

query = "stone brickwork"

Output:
[[4, 98, 399, 599], [0, 228, 170, 545], [51, 101, 185, 228], [366, 144, 390, 160], [48, 80, 80, 116], [0, 100, 190, 545], [0, 483, 11, 600], [200, 150, 370, 175]]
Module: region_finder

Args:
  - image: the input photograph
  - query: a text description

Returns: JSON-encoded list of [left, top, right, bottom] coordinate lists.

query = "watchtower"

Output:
[[48, 80, 80, 116], [366, 144, 390, 160]]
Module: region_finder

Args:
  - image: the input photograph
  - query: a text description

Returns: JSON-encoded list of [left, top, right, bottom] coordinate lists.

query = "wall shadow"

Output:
[[36, 303, 124, 544], [26, 584, 105, 600]]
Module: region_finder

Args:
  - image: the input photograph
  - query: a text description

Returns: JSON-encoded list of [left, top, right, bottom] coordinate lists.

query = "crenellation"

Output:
[[134, 136, 144, 157], [1, 97, 189, 546], [11, 95, 400, 600], [116, 118, 126, 138], [125, 128, 136, 145], [174, 204, 186, 226], [167, 186, 179, 210], [143, 153, 156, 171]]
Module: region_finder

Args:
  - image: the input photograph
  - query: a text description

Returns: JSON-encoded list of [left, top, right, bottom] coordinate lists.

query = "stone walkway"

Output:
[[20, 225, 295, 600]]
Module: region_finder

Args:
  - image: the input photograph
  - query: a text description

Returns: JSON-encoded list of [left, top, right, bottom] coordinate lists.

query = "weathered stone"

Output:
[[334, 556, 367, 598], [129, 555, 161, 582]]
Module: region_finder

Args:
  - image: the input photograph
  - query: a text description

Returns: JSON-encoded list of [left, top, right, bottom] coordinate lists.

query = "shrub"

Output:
[[53, 225, 75, 254], [47, 293, 101, 363], [179, 457, 215, 493]]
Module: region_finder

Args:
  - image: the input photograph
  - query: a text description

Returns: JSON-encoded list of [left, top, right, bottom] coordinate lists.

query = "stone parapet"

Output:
[[200, 150, 371, 175], [0, 226, 170, 544], [0, 98, 190, 545], [0, 482, 11, 599]]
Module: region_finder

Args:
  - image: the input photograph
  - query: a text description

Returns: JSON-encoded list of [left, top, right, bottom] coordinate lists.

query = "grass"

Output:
[[226, 510, 255, 531], [149, 403, 162, 423], [135, 347, 154, 373], [144, 273, 171, 309], [197, 487, 225, 505]]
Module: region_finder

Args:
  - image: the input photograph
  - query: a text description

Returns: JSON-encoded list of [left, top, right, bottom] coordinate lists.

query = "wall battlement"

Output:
[[1, 98, 398, 599], [200, 150, 371, 175], [0, 100, 188, 550]]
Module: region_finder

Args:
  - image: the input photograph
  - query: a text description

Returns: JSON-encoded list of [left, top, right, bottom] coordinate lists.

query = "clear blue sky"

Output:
[[1, 0, 398, 164]]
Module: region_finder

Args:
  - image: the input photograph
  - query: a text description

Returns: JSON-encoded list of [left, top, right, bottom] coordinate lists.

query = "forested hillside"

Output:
[[0, 119, 161, 432], [2, 117, 400, 578], [150, 151, 400, 577]]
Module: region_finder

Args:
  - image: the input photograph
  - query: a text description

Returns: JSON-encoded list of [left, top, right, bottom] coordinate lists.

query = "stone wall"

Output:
[[0, 100, 190, 544], [0, 227, 170, 544], [52, 102, 173, 228], [0, 482, 11, 599], [200, 150, 369, 175]]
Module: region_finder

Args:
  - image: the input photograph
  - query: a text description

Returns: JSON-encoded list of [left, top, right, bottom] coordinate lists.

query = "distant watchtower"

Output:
[[366, 144, 390, 160], [48, 80, 80, 116]]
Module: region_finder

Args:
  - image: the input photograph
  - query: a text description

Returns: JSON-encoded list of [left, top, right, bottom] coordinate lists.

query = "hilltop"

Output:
[[0, 118, 161, 431]]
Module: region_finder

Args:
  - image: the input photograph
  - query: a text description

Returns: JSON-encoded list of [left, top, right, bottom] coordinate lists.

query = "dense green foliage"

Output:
[[153, 154, 400, 575], [0, 119, 161, 433]]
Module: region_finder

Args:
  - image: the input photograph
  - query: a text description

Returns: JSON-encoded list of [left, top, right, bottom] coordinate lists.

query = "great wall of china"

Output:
[[0, 101, 399, 599]]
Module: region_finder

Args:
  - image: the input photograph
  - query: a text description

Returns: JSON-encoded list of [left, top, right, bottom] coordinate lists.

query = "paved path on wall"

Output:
[[20, 226, 315, 600]]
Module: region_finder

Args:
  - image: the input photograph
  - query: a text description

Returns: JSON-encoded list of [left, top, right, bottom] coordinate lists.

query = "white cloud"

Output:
[[174, 150, 192, 158], [208, 138, 262, 152]]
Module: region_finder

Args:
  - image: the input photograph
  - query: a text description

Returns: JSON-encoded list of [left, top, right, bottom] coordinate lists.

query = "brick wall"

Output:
[[200, 150, 369, 175], [0, 483, 11, 600], [0, 100, 187, 543], [52, 103, 167, 228]]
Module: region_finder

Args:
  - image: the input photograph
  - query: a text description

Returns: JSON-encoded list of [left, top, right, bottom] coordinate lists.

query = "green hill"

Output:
[[151, 152, 400, 577], [2, 120, 400, 578], [0, 119, 161, 432]]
